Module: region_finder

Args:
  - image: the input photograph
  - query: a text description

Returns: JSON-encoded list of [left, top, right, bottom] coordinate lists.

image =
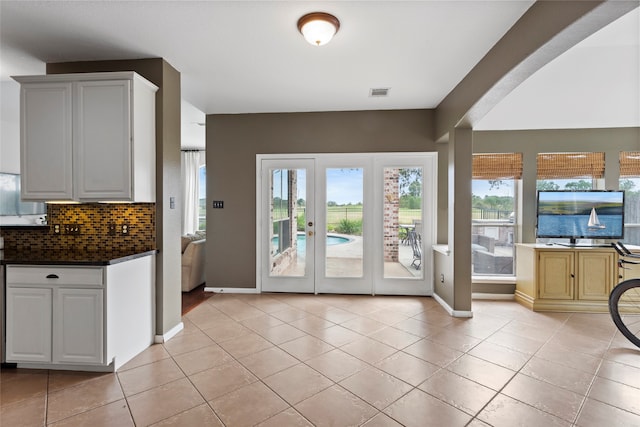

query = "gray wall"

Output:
[[206, 109, 436, 288], [47, 58, 183, 336]]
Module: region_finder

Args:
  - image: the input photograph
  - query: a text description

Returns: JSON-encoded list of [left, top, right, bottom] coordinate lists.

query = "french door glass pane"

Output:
[[326, 168, 363, 278], [269, 168, 306, 277], [383, 167, 423, 279]]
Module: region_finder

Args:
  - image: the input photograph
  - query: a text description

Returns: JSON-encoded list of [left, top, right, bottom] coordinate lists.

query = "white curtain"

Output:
[[182, 151, 202, 234]]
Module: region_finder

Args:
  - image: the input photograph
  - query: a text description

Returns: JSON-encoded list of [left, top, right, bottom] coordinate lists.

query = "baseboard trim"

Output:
[[204, 287, 259, 294], [154, 322, 184, 343], [433, 293, 474, 318], [472, 293, 515, 300]]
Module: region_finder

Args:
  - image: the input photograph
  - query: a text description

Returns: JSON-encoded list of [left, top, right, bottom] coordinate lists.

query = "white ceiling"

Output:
[[1, 0, 638, 142]]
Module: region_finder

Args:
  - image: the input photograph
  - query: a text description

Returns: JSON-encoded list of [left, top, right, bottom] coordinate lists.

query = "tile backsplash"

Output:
[[1, 203, 155, 252]]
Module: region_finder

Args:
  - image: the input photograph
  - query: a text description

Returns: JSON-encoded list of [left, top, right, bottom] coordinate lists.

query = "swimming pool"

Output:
[[272, 233, 350, 257]]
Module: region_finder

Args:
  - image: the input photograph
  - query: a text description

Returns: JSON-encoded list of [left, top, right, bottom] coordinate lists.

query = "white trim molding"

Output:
[[472, 293, 515, 300], [433, 293, 474, 318], [204, 287, 259, 294], [154, 322, 184, 343]]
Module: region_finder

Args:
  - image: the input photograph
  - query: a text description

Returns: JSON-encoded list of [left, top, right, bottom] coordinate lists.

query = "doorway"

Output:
[[257, 153, 437, 296]]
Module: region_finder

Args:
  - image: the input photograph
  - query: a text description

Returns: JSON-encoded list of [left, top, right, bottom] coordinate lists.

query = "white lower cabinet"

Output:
[[6, 287, 52, 363], [5, 256, 154, 371], [54, 288, 103, 364], [6, 267, 103, 366]]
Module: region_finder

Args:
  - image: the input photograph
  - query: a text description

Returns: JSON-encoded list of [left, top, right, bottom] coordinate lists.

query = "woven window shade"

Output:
[[620, 151, 640, 178], [537, 152, 604, 179], [472, 153, 522, 180]]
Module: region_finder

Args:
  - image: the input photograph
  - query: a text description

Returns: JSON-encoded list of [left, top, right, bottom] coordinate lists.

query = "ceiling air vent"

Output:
[[369, 87, 390, 97]]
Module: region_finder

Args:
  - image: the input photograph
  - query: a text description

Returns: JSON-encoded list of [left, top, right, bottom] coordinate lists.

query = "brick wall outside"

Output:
[[383, 168, 399, 262]]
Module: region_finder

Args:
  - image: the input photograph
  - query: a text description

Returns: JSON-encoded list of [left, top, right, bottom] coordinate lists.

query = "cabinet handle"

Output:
[[570, 274, 575, 278], [46, 274, 59, 279]]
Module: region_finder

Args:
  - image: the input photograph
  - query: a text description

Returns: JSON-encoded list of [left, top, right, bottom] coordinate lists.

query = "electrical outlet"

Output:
[[108, 223, 117, 236], [65, 224, 81, 235], [52, 224, 61, 234], [120, 224, 130, 235]]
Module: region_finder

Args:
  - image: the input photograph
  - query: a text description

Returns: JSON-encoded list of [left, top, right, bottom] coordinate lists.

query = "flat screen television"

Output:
[[536, 190, 625, 245]]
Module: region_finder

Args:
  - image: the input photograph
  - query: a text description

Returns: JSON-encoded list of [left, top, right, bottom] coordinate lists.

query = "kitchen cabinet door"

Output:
[[15, 72, 156, 202], [53, 288, 104, 364], [74, 80, 132, 200], [6, 287, 52, 363], [20, 82, 73, 200]]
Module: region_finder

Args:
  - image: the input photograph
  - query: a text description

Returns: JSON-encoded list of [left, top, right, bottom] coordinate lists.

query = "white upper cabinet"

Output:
[[20, 82, 74, 200], [14, 72, 158, 202]]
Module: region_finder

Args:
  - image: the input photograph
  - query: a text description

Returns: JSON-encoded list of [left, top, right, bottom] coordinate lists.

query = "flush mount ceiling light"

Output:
[[297, 12, 340, 46]]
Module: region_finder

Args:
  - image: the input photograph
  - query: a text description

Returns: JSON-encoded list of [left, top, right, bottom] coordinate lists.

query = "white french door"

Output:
[[260, 158, 315, 293], [258, 153, 436, 295]]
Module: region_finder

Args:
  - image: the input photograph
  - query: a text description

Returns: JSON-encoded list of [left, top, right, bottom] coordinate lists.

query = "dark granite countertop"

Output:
[[0, 249, 158, 266]]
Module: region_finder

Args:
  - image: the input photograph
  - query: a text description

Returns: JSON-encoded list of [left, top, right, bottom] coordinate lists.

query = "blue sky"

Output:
[[472, 179, 513, 198], [326, 168, 363, 204], [295, 168, 363, 205]]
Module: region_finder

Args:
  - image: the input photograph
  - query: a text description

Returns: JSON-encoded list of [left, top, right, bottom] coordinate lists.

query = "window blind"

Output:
[[537, 152, 605, 179], [472, 153, 523, 180], [620, 151, 640, 178]]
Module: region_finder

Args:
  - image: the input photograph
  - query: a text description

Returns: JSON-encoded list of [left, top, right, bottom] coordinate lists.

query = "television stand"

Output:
[[554, 237, 579, 247], [515, 244, 619, 313]]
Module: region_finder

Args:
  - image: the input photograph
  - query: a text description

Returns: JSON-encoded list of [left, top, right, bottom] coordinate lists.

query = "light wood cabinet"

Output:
[[538, 251, 575, 300], [515, 244, 617, 312], [14, 72, 157, 202], [577, 250, 616, 300]]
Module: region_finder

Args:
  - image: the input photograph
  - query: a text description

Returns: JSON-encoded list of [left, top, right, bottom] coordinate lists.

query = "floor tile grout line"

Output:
[[201, 295, 382, 426], [185, 295, 355, 425], [497, 311, 625, 425], [211, 295, 492, 424], [199, 297, 639, 424], [7, 295, 638, 427], [206, 294, 438, 426], [570, 315, 621, 425], [44, 369, 51, 426], [113, 368, 138, 427], [459, 314, 571, 425], [162, 309, 259, 427]]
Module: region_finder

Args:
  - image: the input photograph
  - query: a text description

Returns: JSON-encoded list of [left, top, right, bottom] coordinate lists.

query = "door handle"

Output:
[[308, 231, 314, 237]]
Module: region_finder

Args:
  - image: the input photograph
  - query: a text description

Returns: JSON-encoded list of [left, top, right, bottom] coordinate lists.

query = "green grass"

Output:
[[276, 206, 423, 232]]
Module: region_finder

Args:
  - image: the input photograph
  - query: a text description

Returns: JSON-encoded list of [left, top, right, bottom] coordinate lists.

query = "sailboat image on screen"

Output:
[[587, 207, 606, 229]]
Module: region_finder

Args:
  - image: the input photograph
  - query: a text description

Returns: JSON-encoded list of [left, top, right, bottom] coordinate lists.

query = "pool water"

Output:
[[272, 233, 349, 257]]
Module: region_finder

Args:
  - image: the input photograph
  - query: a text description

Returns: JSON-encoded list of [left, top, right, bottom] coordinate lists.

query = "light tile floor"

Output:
[[2, 293, 640, 426]]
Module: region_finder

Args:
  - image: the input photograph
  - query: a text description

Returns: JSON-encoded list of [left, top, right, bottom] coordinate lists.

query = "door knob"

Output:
[[308, 222, 313, 227], [308, 231, 314, 237]]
